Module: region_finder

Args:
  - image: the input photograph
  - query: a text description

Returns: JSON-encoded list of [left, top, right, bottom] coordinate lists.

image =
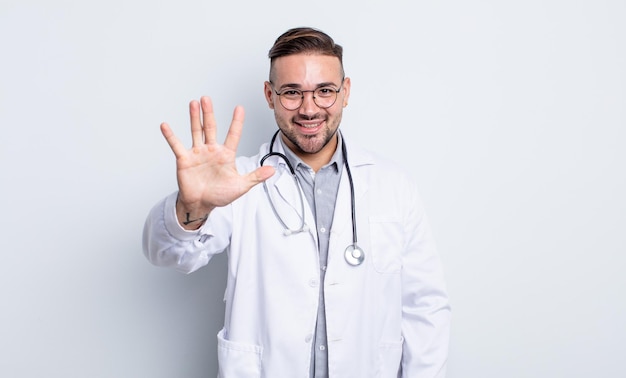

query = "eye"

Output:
[[281, 89, 302, 98], [316, 87, 336, 97]]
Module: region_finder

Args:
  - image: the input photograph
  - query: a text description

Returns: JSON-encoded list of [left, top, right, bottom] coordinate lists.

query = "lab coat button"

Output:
[[305, 334, 313, 343], [309, 278, 318, 287]]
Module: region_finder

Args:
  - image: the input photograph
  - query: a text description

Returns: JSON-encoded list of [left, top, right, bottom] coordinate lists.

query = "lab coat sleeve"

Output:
[[142, 191, 231, 274], [400, 183, 451, 378]]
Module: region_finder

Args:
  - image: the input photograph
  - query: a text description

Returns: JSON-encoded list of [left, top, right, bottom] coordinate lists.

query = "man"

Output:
[[143, 27, 451, 377]]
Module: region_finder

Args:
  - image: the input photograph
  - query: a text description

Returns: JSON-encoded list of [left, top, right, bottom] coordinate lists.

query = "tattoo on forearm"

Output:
[[182, 212, 208, 226]]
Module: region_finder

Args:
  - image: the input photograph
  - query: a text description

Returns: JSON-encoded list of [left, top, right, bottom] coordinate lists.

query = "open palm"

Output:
[[160, 96, 275, 227]]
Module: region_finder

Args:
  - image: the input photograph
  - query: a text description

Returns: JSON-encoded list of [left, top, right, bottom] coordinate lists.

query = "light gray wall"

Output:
[[1, 1, 624, 377]]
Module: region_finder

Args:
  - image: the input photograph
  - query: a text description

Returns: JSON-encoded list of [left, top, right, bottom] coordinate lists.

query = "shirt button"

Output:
[[319, 345, 326, 351], [319, 227, 326, 233]]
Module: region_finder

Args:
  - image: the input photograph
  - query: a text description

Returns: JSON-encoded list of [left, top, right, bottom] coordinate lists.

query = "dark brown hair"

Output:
[[268, 27, 344, 81]]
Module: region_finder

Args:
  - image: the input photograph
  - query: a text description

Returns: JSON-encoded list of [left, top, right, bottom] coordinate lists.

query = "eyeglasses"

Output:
[[271, 81, 344, 111]]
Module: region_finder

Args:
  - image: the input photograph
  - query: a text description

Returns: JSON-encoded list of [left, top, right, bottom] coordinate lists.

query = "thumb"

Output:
[[247, 165, 276, 185]]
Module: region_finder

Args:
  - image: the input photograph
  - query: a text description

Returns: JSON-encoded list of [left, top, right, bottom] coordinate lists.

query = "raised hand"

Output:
[[160, 96, 275, 229]]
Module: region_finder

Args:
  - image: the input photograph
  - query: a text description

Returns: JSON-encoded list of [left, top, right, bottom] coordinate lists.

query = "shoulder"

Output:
[[344, 137, 423, 210], [347, 139, 413, 181]]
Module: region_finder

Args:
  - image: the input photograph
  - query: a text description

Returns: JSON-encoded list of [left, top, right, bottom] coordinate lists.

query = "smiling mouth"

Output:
[[294, 117, 325, 128], [297, 121, 322, 128]]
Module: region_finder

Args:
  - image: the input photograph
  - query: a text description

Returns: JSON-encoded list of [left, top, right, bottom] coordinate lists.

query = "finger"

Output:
[[252, 165, 276, 183], [160, 122, 186, 158], [242, 165, 276, 190], [189, 100, 204, 147], [201, 96, 218, 145], [223, 105, 245, 152]]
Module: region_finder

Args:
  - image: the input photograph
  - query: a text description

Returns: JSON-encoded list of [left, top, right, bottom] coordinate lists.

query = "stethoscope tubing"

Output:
[[259, 130, 364, 266]]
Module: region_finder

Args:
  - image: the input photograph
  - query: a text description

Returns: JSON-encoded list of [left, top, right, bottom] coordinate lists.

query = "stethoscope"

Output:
[[259, 130, 365, 266]]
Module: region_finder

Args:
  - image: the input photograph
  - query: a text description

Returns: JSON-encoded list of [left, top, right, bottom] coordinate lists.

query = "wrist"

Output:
[[175, 196, 212, 230]]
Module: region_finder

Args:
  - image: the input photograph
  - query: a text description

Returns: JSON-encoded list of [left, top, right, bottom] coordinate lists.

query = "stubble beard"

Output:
[[276, 113, 342, 155]]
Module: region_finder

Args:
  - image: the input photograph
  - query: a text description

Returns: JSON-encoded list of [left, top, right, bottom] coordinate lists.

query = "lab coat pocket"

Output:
[[377, 337, 404, 378], [369, 217, 402, 274], [216, 328, 263, 378]]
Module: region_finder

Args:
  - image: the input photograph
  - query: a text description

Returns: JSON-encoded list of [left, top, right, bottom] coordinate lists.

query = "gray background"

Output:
[[1, 0, 624, 377]]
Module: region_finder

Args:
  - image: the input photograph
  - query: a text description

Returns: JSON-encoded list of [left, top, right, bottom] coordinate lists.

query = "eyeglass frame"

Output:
[[269, 78, 345, 111]]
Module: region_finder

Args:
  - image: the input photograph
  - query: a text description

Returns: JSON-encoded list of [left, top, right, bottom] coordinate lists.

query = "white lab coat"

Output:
[[143, 135, 451, 378]]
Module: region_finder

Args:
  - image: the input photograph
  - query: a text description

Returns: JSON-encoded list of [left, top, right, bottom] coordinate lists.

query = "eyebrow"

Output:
[[276, 81, 340, 90]]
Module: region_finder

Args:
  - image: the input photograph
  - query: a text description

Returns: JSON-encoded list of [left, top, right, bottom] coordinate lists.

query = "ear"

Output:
[[341, 77, 351, 108], [264, 81, 275, 109]]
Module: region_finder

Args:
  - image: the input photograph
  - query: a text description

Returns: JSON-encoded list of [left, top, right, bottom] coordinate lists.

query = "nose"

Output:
[[299, 91, 319, 114]]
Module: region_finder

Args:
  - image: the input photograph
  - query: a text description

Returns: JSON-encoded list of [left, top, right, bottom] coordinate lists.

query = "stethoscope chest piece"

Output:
[[344, 244, 365, 266]]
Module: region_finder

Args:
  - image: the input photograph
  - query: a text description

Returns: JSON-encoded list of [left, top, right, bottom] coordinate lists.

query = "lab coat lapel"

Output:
[[331, 170, 355, 239], [333, 151, 368, 240], [330, 146, 370, 251], [270, 162, 317, 240]]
